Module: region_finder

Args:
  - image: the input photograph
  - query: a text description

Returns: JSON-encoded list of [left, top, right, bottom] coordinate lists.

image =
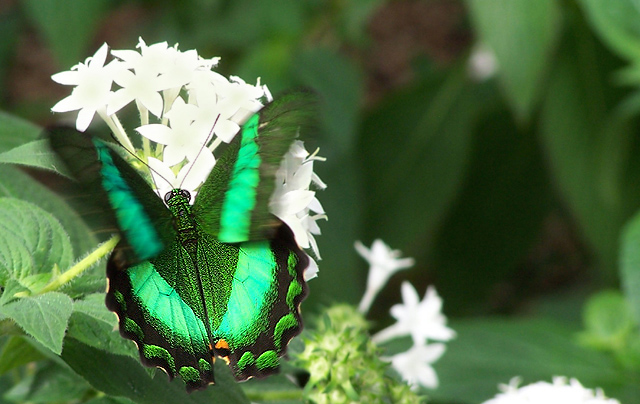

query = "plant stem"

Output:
[[39, 235, 120, 294]]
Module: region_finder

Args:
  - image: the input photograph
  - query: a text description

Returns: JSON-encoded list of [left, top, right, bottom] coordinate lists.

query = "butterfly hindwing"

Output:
[[207, 224, 309, 380], [193, 91, 317, 243], [106, 241, 216, 392]]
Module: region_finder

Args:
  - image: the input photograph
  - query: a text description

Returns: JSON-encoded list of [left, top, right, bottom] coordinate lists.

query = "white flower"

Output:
[[270, 141, 327, 258], [468, 43, 499, 81], [51, 43, 116, 131], [355, 239, 415, 314], [388, 341, 446, 390], [482, 377, 621, 404], [136, 97, 212, 166], [51, 38, 326, 265], [147, 155, 214, 200], [304, 254, 319, 281], [373, 282, 456, 345]]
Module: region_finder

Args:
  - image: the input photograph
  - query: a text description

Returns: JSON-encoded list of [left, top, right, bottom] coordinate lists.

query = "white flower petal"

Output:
[[51, 95, 83, 113], [482, 377, 621, 404], [75, 107, 97, 131]]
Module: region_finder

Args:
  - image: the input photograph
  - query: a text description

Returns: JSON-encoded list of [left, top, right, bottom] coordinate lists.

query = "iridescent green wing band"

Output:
[[47, 127, 175, 259], [193, 91, 317, 242], [211, 224, 309, 381]]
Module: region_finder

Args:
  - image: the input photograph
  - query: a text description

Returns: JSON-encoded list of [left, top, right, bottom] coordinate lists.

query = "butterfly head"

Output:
[[164, 189, 192, 205]]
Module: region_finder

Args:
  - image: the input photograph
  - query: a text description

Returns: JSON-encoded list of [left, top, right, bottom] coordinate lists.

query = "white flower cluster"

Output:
[[355, 239, 455, 390], [482, 377, 621, 404], [51, 38, 325, 262], [270, 142, 327, 279]]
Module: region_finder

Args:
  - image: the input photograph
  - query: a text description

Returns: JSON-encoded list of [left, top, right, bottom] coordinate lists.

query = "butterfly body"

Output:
[[48, 92, 315, 392]]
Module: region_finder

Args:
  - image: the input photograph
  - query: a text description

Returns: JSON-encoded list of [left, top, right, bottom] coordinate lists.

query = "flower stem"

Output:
[[101, 112, 135, 152], [39, 235, 120, 294]]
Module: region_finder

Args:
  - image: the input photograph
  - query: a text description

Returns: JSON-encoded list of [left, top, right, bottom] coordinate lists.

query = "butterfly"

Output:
[[47, 92, 315, 392]]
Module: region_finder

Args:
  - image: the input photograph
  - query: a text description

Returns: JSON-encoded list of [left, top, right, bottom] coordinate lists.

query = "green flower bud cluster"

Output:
[[295, 304, 426, 404]]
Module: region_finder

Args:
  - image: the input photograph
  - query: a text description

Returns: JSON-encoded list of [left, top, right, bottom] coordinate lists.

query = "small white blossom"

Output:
[[355, 239, 415, 314], [136, 97, 212, 166], [51, 43, 116, 131], [304, 255, 319, 281], [482, 377, 621, 404], [388, 341, 446, 390], [373, 282, 456, 345], [270, 141, 327, 259], [468, 43, 499, 81]]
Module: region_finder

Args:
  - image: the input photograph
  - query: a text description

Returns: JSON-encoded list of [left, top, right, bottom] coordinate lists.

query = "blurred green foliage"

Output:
[[1, 0, 640, 402]]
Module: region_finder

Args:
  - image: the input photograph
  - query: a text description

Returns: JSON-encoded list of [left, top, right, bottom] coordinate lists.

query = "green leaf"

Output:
[[539, 21, 638, 280], [0, 335, 45, 376], [579, 290, 635, 349], [0, 198, 73, 292], [17, 362, 91, 403], [21, 0, 111, 69], [431, 318, 640, 403], [294, 47, 363, 156], [242, 375, 304, 404], [0, 166, 98, 259], [360, 65, 477, 258], [67, 293, 137, 357], [621, 210, 640, 325], [61, 338, 249, 404], [579, 0, 640, 62], [429, 94, 553, 314], [0, 292, 73, 355], [0, 140, 69, 175], [291, 48, 365, 306], [0, 111, 40, 153], [84, 398, 137, 404], [466, 0, 561, 120]]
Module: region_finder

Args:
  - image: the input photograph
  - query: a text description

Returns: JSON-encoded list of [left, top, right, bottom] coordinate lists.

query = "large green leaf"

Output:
[[432, 318, 640, 403], [0, 165, 98, 260], [0, 139, 69, 175], [429, 101, 553, 314], [621, 210, 640, 325], [359, 64, 479, 263], [0, 198, 72, 294], [67, 293, 137, 358], [466, 0, 562, 120], [0, 111, 40, 153], [579, 0, 640, 62], [0, 335, 45, 376], [291, 48, 365, 307], [3, 362, 91, 403], [0, 292, 73, 355], [61, 338, 249, 404], [539, 24, 638, 281]]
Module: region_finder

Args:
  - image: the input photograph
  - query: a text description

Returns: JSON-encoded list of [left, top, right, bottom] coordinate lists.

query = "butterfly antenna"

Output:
[[178, 114, 221, 190], [108, 133, 174, 196]]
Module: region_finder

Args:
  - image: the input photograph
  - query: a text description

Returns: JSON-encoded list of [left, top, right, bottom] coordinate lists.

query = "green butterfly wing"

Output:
[[48, 91, 314, 391], [193, 91, 317, 243], [47, 127, 175, 260]]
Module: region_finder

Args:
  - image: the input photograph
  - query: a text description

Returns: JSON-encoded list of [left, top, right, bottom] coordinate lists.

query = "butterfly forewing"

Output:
[[193, 91, 317, 243], [47, 127, 176, 260]]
